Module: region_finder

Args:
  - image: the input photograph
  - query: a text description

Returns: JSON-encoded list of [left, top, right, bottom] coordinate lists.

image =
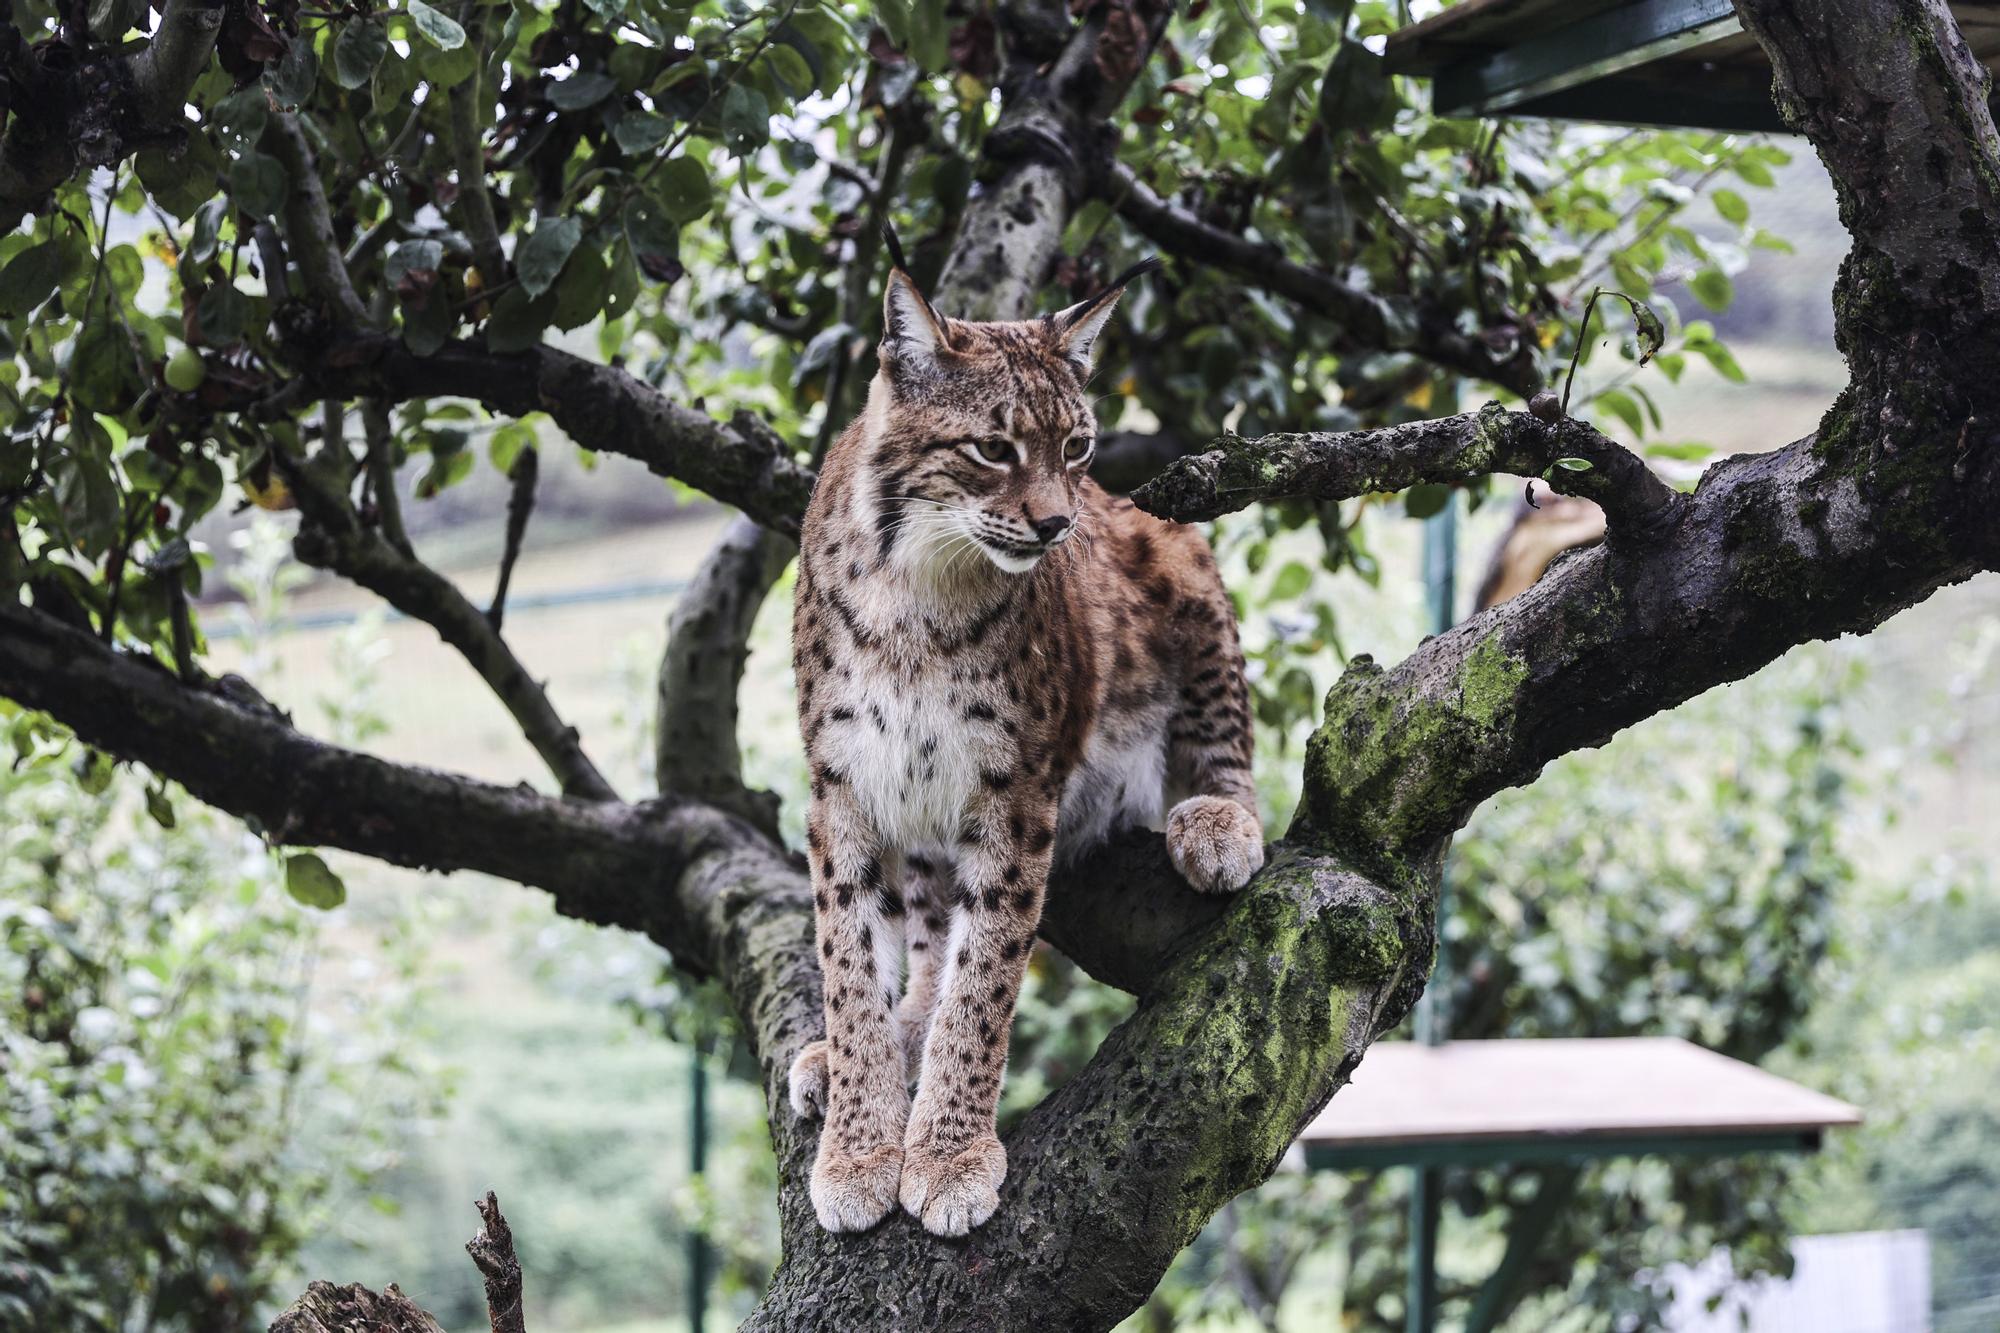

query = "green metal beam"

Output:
[[1406, 1165, 1443, 1333], [1508, 76, 1793, 135], [1305, 1128, 1824, 1172], [1433, 0, 1743, 118]]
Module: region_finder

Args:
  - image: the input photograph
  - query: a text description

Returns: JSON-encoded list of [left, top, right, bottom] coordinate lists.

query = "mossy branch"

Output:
[[1132, 403, 1682, 534]]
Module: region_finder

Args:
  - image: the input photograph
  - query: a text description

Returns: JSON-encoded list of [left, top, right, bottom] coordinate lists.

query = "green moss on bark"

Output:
[[1294, 634, 1529, 872]]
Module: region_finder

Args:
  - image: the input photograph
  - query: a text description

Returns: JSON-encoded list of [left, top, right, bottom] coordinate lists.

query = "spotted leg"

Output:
[[895, 854, 952, 1083], [1164, 623, 1264, 893], [798, 792, 907, 1232], [899, 804, 1054, 1236]]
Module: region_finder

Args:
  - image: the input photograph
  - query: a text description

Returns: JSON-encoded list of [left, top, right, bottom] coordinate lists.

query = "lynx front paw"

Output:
[[1166, 795, 1265, 893], [899, 1135, 1007, 1237], [810, 1141, 904, 1233], [787, 1040, 829, 1119]]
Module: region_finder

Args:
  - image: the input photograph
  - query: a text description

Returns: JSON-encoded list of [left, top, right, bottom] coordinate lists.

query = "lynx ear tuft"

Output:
[[882, 266, 953, 373], [1051, 257, 1159, 378]]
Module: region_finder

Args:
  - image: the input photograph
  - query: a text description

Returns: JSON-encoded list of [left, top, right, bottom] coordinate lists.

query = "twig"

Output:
[[486, 445, 537, 632], [466, 1191, 528, 1333], [448, 0, 508, 285]]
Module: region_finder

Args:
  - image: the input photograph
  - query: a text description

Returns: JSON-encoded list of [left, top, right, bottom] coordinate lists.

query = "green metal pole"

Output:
[[688, 1047, 710, 1333], [1406, 496, 1458, 1333]]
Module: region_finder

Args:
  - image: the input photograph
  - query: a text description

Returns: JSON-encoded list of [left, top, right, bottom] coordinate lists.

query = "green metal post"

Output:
[[1406, 496, 1458, 1333], [688, 1048, 711, 1333]]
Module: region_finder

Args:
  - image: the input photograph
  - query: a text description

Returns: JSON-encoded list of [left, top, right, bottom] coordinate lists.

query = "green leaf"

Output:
[[549, 71, 618, 111], [0, 242, 61, 319], [187, 197, 228, 265], [135, 131, 220, 219], [876, 0, 911, 46], [1733, 158, 1775, 188], [196, 283, 250, 345], [517, 217, 583, 299], [764, 44, 814, 100], [74, 748, 115, 795], [654, 156, 712, 225], [1577, 288, 1666, 368], [406, 0, 466, 49], [1712, 188, 1749, 225], [412, 31, 476, 86], [227, 152, 290, 221], [1268, 560, 1312, 601], [551, 245, 609, 331], [284, 853, 347, 910], [613, 111, 672, 156], [1646, 441, 1716, 462], [718, 84, 769, 156], [69, 321, 141, 413], [1552, 456, 1594, 472], [489, 421, 536, 474], [1593, 388, 1645, 438], [144, 785, 177, 829], [907, 0, 948, 70], [1689, 268, 1734, 312], [1319, 40, 1390, 130], [333, 17, 390, 90], [262, 31, 317, 110], [622, 194, 681, 283], [1403, 482, 1451, 520], [485, 286, 555, 353]]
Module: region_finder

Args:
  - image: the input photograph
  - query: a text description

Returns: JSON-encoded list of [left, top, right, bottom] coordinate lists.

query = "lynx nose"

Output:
[[1030, 514, 1071, 543]]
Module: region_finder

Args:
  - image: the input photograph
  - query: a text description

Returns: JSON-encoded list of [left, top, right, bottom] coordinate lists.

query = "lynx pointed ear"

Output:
[[882, 268, 954, 374], [1051, 257, 1160, 379]]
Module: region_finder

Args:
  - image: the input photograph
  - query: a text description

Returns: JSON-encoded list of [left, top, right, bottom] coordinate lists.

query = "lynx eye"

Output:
[[971, 437, 1014, 465], [1063, 436, 1094, 463]]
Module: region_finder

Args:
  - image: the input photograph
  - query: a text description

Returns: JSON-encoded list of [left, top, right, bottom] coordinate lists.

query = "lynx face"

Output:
[[865, 273, 1125, 575]]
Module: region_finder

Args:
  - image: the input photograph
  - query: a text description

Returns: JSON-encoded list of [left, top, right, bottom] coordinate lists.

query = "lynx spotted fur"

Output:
[[786, 256, 1263, 1237]]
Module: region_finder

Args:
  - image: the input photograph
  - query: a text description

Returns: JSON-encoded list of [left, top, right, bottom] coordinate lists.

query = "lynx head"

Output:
[[860, 247, 1156, 576]]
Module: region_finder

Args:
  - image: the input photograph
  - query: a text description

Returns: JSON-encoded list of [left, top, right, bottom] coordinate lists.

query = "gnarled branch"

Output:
[[656, 515, 796, 834], [272, 445, 616, 802], [1132, 403, 1680, 532], [285, 334, 816, 538], [0, 0, 225, 228]]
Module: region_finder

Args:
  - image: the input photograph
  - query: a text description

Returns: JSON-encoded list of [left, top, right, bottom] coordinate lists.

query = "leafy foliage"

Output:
[[0, 712, 432, 1330]]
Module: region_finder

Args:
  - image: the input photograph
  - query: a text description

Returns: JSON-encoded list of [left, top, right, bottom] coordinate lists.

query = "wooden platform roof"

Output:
[[1300, 1037, 1862, 1170], [1383, 0, 2000, 134]]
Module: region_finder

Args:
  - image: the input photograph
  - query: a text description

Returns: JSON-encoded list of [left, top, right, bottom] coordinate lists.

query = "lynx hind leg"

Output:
[[1166, 794, 1264, 894], [788, 1039, 829, 1119]]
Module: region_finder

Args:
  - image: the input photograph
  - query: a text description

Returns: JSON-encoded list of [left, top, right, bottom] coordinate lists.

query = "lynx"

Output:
[[786, 246, 1264, 1238]]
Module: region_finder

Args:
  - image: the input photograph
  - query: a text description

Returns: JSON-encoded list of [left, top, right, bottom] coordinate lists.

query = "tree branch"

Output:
[[0, 0, 225, 228], [1132, 403, 1680, 532], [466, 1192, 528, 1333], [265, 113, 371, 329], [448, 0, 509, 287], [931, 0, 1173, 315], [287, 334, 816, 538], [1100, 162, 1542, 396], [486, 445, 537, 633], [271, 448, 617, 802], [655, 514, 795, 834]]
